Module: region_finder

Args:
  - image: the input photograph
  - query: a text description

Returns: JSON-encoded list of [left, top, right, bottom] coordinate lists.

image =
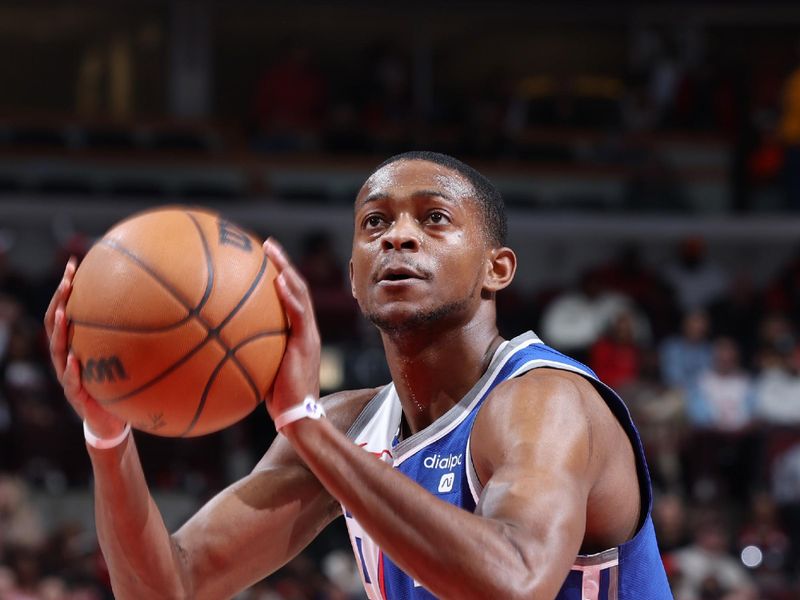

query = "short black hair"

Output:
[[368, 151, 507, 247]]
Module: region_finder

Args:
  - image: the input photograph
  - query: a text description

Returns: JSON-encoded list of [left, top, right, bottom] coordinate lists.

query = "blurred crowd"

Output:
[[4, 4, 800, 598], [1, 226, 800, 599], [6, 26, 800, 211], [246, 31, 800, 212]]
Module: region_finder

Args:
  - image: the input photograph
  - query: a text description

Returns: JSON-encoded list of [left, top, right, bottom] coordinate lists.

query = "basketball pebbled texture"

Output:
[[66, 207, 287, 437]]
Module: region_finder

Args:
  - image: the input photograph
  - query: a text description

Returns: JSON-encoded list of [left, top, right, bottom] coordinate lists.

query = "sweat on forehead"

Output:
[[360, 160, 476, 200]]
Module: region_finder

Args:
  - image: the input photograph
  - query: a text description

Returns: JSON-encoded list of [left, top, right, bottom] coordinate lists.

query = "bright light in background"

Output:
[[320, 345, 344, 391], [740, 545, 763, 569]]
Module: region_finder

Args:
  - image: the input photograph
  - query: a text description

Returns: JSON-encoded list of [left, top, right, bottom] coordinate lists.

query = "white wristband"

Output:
[[83, 421, 131, 450], [274, 395, 326, 432]]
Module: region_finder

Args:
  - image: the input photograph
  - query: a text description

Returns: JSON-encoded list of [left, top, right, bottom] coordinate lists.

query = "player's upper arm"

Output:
[[171, 388, 377, 600], [470, 369, 599, 599]]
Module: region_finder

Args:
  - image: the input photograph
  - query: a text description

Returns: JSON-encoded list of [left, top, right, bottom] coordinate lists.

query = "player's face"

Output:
[[350, 160, 491, 333]]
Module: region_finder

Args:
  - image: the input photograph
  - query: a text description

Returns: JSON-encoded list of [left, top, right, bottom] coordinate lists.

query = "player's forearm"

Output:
[[284, 419, 542, 600], [88, 436, 191, 599]]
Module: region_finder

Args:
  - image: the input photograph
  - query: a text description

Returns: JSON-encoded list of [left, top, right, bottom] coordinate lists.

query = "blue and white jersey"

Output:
[[344, 331, 672, 600]]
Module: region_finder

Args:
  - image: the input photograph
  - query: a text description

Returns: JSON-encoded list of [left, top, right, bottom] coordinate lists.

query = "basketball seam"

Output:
[[232, 328, 290, 407], [178, 328, 289, 436], [185, 211, 215, 313], [215, 254, 270, 408], [69, 315, 194, 333], [231, 328, 289, 406], [184, 356, 231, 438], [181, 252, 272, 436]]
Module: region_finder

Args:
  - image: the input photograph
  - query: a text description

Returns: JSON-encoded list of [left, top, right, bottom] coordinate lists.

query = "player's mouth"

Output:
[[375, 265, 429, 285]]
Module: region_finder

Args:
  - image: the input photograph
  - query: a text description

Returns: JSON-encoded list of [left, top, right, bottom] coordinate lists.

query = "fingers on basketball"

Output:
[[263, 238, 316, 337]]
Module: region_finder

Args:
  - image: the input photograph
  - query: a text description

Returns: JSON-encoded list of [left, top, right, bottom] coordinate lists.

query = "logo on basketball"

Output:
[[217, 219, 252, 252], [82, 356, 128, 383]]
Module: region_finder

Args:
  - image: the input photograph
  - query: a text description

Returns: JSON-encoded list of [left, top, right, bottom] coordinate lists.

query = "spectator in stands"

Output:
[[252, 44, 327, 152], [540, 268, 642, 362], [660, 309, 714, 391], [2, 547, 44, 600], [37, 576, 71, 600], [753, 342, 800, 426], [2, 315, 75, 486], [596, 245, 678, 338], [619, 350, 686, 490], [664, 237, 728, 312], [653, 493, 691, 554], [0, 475, 46, 554], [0, 566, 17, 598], [671, 516, 758, 600], [709, 272, 762, 369], [764, 246, 800, 318], [686, 337, 755, 431], [756, 313, 800, 372], [589, 309, 643, 390], [648, 40, 683, 129], [653, 493, 690, 594], [595, 245, 659, 307], [770, 442, 800, 580], [684, 337, 759, 503]]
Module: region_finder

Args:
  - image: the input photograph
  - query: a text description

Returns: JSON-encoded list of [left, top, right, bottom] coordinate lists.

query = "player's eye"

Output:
[[364, 214, 386, 229], [425, 211, 450, 225]]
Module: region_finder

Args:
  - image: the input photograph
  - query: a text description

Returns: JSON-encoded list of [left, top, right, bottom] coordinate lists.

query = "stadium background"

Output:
[[1, 1, 800, 598]]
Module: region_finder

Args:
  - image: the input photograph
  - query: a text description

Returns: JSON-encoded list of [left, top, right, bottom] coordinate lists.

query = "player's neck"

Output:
[[381, 314, 504, 435]]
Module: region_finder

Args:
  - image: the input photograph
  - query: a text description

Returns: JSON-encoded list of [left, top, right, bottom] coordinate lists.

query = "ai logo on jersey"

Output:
[[438, 472, 455, 493]]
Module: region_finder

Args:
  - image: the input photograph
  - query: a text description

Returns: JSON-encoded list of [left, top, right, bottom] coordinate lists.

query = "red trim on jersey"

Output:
[[358, 442, 393, 460], [378, 549, 387, 599]]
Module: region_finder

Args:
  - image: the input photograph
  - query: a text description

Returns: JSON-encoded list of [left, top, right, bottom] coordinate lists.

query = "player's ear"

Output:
[[483, 246, 516, 293], [349, 259, 357, 299]]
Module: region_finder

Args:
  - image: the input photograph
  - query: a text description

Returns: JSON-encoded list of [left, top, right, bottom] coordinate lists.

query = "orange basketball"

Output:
[[65, 206, 287, 437]]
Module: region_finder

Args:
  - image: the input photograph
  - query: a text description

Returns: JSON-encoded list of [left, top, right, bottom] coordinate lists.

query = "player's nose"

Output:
[[381, 215, 421, 252]]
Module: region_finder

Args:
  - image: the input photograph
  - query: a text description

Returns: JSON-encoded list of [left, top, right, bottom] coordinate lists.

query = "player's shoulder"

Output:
[[321, 387, 383, 435], [472, 367, 605, 452], [471, 368, 607, 482], [486, 366, 601, 412]]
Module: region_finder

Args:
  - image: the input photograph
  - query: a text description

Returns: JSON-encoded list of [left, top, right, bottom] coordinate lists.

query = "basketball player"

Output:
[[44, 151, 673, 599]]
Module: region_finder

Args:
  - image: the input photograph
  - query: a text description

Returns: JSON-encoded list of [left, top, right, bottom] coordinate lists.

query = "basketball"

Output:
[[65, 206, 288, 437]]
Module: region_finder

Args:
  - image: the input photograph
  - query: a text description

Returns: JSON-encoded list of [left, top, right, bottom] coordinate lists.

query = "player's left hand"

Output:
[[262, 237, 321, 422]]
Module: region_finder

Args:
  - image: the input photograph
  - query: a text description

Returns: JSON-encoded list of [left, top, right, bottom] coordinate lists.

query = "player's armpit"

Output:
[[469, 369, 599, 599]]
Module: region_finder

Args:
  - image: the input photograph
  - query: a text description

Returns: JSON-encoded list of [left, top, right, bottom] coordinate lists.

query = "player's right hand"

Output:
[[44, 258, 127, 440]]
